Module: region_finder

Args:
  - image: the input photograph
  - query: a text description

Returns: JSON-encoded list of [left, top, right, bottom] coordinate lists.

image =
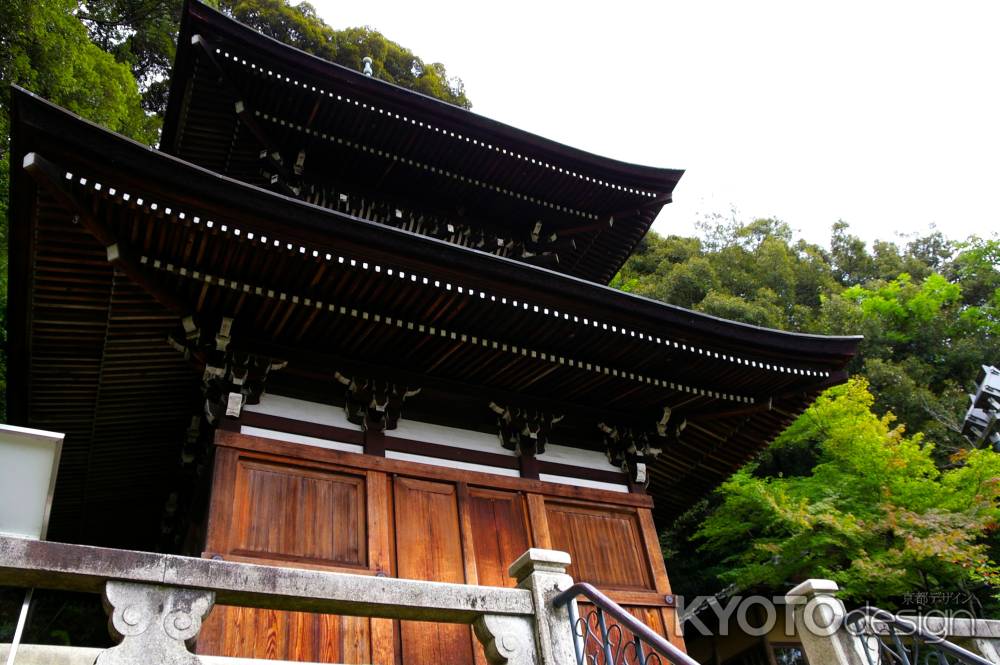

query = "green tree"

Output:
[[0, 0, 157, 148], [696, 379, 1000, 607], [77, 0, 201, 115], [616, 217, 837, 332], [76, 0, 471, 117], [819, 270, 1000, 455]]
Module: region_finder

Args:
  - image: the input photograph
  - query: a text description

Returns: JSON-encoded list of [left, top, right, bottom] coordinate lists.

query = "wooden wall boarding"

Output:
[[197, 429, 685, 664]]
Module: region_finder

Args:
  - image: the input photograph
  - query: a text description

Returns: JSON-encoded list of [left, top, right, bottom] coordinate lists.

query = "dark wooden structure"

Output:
[[5, 2, 860, 662]]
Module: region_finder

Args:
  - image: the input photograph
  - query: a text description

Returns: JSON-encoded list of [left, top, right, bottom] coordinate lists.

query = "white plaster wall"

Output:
[[243, 393, 626, 488], [245, 394, 359, 431], [239, 425, 364, 454]]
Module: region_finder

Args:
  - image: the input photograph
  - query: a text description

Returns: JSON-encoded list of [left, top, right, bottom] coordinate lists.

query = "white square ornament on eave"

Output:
[[0, 424, 64, 540]]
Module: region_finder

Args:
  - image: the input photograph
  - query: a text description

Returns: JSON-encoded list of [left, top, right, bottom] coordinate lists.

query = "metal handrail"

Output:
[[552, 582, 700, 665], [850, 606, 992, 665]]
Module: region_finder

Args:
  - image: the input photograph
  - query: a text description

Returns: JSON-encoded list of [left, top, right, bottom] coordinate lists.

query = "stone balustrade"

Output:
[[0, 536, 578, 665], [786, 579, 1000, 665]]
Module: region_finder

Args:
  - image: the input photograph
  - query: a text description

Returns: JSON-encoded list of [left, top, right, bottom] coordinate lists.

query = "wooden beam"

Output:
[[231, 335, 654, 428], [191, 34, 297, 194], [216, 429, 654, 509]]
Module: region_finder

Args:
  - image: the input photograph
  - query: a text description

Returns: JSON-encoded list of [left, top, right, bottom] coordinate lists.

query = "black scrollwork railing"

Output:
[[552, 583, 700, 665], [848, 606, 992, 665]]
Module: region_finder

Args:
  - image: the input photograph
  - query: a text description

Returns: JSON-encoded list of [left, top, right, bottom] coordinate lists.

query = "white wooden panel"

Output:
[[0, 424, 63, 539], [391, 419, 515, 456], [536, 443, 619, 472], [385, 450, 520, 477], [245, 394, 359, 431], [538, 473, 629, 493], [239, 426, 364, 454]]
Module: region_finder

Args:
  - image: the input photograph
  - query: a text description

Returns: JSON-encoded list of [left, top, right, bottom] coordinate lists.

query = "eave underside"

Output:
[[160, 1, 683, 284], [8, 91, 859, 543]]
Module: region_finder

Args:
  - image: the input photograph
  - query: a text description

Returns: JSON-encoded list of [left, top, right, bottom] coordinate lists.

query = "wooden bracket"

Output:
[[333, 371, 420, 433]]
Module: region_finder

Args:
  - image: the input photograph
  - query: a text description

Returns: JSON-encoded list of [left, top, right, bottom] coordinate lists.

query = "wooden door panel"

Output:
[[232, 460, 367, 567], [546, 500, 653, 590], [467, 488, 530, 588], [204, 607, 371, 663], [199, 451, 376, 663], [394, 476, 473, 665]]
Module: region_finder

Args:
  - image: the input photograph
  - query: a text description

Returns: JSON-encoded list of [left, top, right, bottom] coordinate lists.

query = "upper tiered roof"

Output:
[[160, 0, 684, 284]]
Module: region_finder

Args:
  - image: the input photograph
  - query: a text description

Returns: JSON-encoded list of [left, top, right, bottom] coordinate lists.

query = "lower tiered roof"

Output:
[[7, 88, 860, 547]]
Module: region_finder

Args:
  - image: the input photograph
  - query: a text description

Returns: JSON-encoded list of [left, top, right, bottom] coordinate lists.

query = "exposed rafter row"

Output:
[[254, 110, 599, 220], [208, 43, 661, 198], [57, 164, 833, 378], [142, 254, 757, 404]]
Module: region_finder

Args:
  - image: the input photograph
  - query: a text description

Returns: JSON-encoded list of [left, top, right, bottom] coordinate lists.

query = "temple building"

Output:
[[5, 1, 860, 662]]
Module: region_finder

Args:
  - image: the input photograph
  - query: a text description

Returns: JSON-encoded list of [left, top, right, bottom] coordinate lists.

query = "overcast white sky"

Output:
[[311, 0, 1000, 248]]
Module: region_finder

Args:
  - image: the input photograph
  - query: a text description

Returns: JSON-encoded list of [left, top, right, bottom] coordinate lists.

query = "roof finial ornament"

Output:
[[362, 56, 374, 77]]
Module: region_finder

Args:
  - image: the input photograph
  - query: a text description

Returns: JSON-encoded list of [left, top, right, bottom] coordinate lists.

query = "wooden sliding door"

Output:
[[199, 432, 685, 664], [394, 477, 472, 665], [545, 497, 685, 653], [198, 447, 392, 663]]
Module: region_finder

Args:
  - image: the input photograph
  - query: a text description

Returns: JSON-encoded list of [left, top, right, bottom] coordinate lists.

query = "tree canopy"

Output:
[[631, 218, 1000, 611], [74, 0, 471, 118], [697, 378, 1000, 606]]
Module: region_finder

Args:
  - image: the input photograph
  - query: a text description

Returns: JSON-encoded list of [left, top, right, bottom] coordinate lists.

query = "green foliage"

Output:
[[77, 0, 473, 117], [618, 217, 1000, 456], [617, 217, 838, 332], [77, 0, 203, 115], [626, 218, 1000, 608], [0, 0, 157, 146], [325, 24, 468, 107], [696, 379, 1000, 604], [819, 268, 999, 454]]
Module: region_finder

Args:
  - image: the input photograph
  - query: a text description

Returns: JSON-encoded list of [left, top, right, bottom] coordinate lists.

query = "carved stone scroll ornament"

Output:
[[334, 372, 421, 432], [96, 581, 214, 665], [473, 614, 539, 665], [488, 403, 563, 456]]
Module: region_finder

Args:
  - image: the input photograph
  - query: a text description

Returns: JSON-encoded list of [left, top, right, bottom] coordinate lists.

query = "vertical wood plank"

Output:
[[203, 445, 238, 554], [197, 444, 238, 657], [547, 501, 651, 589], [637, 508, 672, 593], [660, 606, 687, 652], [368, 470, 395, 665], [456, 482, 485, 665], [638, 508, 687, 653], [394, 476, 473, 665], [456, 482, 480, 586], [525, 493, 552, 549]]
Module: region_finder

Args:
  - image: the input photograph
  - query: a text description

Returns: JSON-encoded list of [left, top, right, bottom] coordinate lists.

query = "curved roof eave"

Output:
[[161, 0, 684, 194], [13, 87, 861, 365]]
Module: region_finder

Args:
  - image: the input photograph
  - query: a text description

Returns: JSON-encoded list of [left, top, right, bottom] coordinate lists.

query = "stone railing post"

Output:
[[785, 579, 861, 665], [96, 581, 215, 665], [496, 548, 577, 665]]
